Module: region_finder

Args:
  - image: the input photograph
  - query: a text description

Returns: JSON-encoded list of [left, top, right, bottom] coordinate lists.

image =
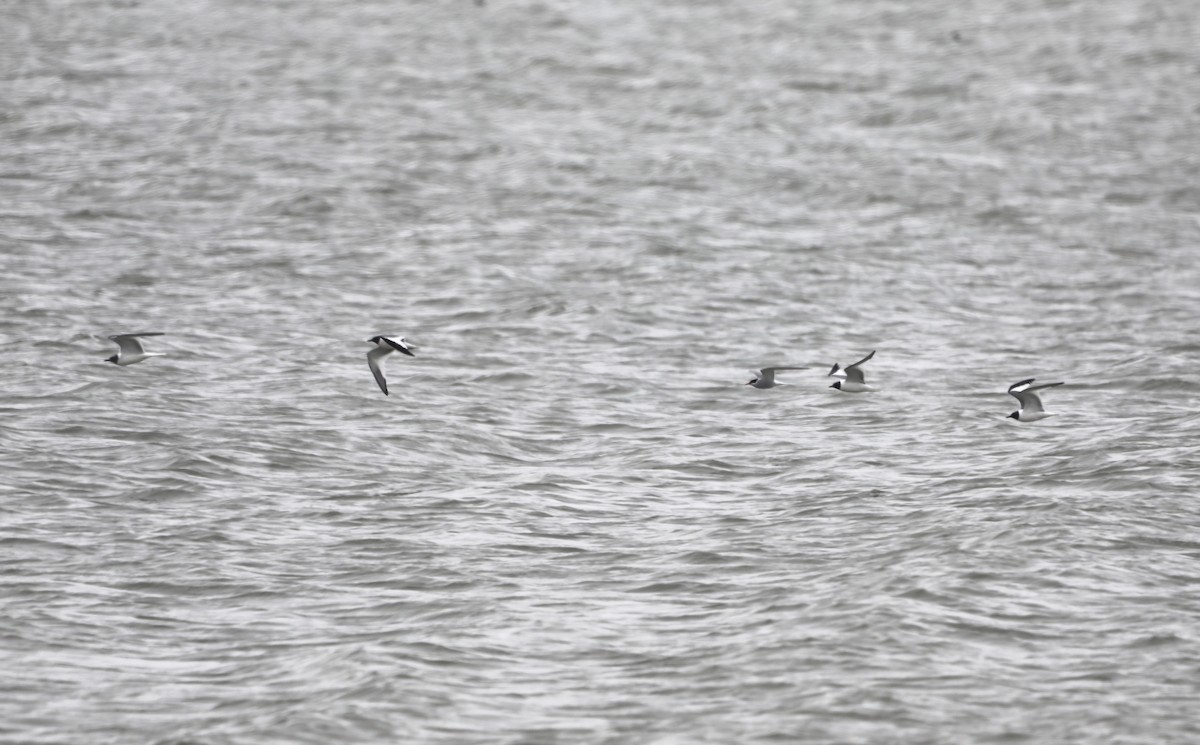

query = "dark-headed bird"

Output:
[[105, 333, 166, 366], [1006, 378, 1063, 422], [746, 366, 810, 389], [366, 335, 416, 396], [829, 350, 877, 392]]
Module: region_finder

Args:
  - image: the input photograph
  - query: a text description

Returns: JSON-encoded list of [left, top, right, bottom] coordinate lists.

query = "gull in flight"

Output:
[[829, 350, 877, 392], [1006, 378, 1063, 422], [746, 366, 810, 389], [105, 333, 166, 366], [367, 335, 416, 395]]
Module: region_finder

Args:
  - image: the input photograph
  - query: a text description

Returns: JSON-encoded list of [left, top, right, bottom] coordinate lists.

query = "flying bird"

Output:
[[746, 366, 810, 389], [104, 333, 166, 366], [367, 335, 416, 395], [829, 350, 876, 392], [1006, 378, 1063, 422]]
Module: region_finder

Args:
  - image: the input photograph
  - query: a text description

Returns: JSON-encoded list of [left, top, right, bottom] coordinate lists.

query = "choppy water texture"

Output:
[[3, 1, 1200, 743]]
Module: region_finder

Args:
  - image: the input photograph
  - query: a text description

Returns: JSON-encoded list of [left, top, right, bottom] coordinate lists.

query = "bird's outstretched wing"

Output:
[[109, 332, 164, 355], [367, 347, 391, 395], [842, 350, 875, 384]]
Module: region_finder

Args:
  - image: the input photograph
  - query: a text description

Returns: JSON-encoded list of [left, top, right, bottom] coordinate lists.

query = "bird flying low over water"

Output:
[[829, 350, 876, 392], [367, 335, 415, 396], [1006, 378, 1063, 422], [746, 366, 810, 389], [105, 333, 166, 366]]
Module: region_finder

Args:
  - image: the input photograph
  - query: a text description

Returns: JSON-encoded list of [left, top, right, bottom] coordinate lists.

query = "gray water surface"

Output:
[[3, 1, 1200, 743]]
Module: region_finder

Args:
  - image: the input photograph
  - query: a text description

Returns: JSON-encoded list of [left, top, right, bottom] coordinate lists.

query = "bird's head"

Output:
[[830, 381, 842, 390], [1007, 411, 1019, 420], [104, 355, 118, 364], [746, 378, 758, 386], [367, 336, 382, 344]]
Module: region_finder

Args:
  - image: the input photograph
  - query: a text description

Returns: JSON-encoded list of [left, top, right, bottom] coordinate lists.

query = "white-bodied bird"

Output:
[[1006, 378, 1063, 422], [105, 333, 166, 366], [829, 350, 876, 392], [367, 335, 416, 395], [746, 366, 810, 389]]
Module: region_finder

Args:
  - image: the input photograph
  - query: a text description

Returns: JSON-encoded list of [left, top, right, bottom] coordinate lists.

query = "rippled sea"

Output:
[[3, 1, 1200, 743]]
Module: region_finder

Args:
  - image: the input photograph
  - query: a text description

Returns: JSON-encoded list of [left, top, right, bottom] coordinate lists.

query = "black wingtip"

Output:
[[1008, 377, 1036, 392], [381, 337, 416, 356], [846, 350, 875, 368]]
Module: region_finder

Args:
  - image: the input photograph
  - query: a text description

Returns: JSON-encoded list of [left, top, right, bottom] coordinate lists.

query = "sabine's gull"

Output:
[[105, 333, 166, 366], [829, 350, 876, 392], [1006, 378, 1063, 422], [367, 335, 416, 396], [747, 366, 810, 389]]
